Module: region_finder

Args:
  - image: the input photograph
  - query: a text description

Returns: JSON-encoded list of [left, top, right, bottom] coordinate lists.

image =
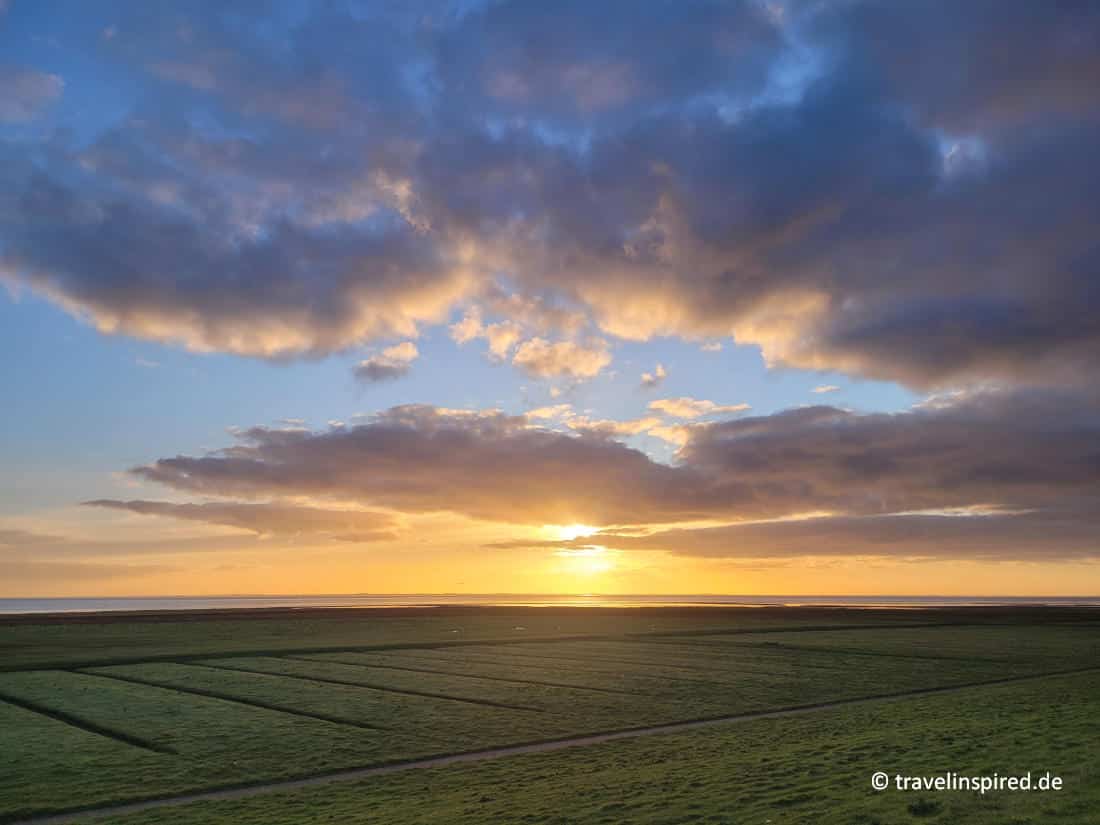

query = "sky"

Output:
[[1, 0, 1098, 597]]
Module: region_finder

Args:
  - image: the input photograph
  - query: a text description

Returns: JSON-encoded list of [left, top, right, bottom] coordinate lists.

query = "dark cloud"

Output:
[[130, 405, 722, 525], [457, 74, 1099, 389], [0, 0, 1097, 388], [83, 499, 398, 542], [679, 388, 1100, 518], [126, 390, 1100, 562], [503, 507, 1100, 562], [0, 139, 468, 357], [354, 360, 411, 383], [811, 0, 1100, 131], [434, 0, 782, 126], [0, 4, 468, 358]]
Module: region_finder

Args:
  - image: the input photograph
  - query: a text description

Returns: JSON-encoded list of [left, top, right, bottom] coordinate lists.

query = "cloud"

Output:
[[537, 507, 1100, 562], [640, 363, 667, 389], [120, 387, 1100, 562], [701, 342, 722, 352], [483, 322, 523, 359], [511, 338, 611, 379], [812, 385, 839, 394], [677, 387, 1100, 520], [564, 415, 663, 438], [811, 1, 1100, 132], [0, 528, 64, 546], [526, 404, 573, 420], [649, 397, 750, 419], [451, 290, 590, 370], [0, 157, 473, 357], [0, 66, 64, 122], [435, 0, 782, 126], [450, 309, 524, 360], [129, 404, 711, 526], [0, 6, 476, 359], [449, 311, 484, 345], [524, 404, 670, 442], [353, 341, 419, 383], [83, 499, 398, 542], [646, 423, 693, 447], [420, 2, 1100, 390], [0, 1, 1096, 390], [0, 560, 177, 586]]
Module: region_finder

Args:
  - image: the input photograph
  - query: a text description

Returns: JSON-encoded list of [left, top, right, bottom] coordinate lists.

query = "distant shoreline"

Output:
[[2, 600, 1099, 625]]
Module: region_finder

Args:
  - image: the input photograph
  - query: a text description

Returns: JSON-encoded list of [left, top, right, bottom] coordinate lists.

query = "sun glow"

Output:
[[555, 545, 615, 575], [548, 523, 599, 541]]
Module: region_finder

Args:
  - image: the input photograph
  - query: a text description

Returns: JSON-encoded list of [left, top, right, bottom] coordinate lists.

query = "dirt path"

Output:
[[13, 666, 1098, 825]]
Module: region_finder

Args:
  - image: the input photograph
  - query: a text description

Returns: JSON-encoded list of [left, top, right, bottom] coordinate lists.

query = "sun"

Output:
[[549, 524, 599, 541]]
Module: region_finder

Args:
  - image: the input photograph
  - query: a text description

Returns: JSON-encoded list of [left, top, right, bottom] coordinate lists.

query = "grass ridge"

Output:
[[289, 653, 636, 695], [191, 661, 545, 713], [0, 689, 174, 755], [72, 669, 389, 732]]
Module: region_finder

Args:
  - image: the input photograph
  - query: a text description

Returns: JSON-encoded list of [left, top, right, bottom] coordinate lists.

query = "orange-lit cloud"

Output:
[[640, 363, 667, 389], [111, 387, 1100, 562], [354, 341, 420, 383], [648, 397, 750, 419], [511, 338, 612, 380]]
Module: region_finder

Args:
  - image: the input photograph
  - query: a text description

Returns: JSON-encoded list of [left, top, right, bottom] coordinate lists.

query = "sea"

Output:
[[1, 594, 1098, 614]]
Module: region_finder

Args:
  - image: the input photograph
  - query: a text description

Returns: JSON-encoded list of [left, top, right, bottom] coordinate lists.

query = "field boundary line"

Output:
[[72, 669, 389, 732], [287, 654, 635, 695], [664, 638, 1010, 664], [12, 664, 1100, 825], [0, 634, 635, 673], [0, 689, 173, 755], [191, 661, 544, 712], [386, 648, 775, 689], [0, 623, 977, 674], [442, 646, 852, 681]]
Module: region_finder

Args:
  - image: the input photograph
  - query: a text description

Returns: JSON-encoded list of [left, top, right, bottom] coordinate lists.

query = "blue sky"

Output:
[[0, 289, 914, 515]]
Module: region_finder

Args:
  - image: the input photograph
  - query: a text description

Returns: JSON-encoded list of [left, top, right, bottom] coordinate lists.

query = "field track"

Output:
[[11, 664, 1099, 825]]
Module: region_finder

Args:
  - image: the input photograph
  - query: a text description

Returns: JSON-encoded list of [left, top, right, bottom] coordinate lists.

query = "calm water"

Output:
[[1, 594, 1099, 614]]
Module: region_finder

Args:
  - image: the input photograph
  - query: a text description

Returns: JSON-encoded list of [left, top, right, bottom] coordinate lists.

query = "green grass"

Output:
[[0, 606, 938, 671], [2, 606, 1098, 822], [82, 661, 555, 746], [0, 698, 167, 822], [324, 639, 1021, 714], [107, 669, 1100, 825], [0, 669, 399, 820], [674, 625, 1100, 668], [196, 655, 646, 723]]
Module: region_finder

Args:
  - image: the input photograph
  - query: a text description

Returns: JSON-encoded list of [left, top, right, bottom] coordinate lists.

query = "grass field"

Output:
[[1, 606, 1098, 824]]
